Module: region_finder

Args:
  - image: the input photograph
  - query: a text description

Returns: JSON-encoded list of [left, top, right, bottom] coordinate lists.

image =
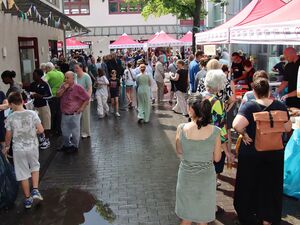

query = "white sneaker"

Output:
[[115, 112, 121, 117]]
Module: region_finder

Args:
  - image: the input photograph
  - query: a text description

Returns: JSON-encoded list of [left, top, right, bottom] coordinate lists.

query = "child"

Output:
[[109, 70, 121, 117], [4, 92, 44, 209], [95, 68, 109, 118]]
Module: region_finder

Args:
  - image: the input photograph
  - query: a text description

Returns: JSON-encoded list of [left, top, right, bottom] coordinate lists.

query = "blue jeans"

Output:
[[61, 113, 82, 148]]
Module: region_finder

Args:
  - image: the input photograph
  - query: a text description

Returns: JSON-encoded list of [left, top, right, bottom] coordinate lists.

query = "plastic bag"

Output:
[[284, 129, 300, 199], [0, 151, 19, 208]]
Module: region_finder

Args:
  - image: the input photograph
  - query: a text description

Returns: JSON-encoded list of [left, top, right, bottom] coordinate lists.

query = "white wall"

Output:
[[0, 12, 64, 91], [68, 0, 178, 27]]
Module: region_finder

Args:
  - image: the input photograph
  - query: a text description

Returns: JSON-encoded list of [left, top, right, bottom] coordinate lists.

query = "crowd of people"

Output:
[[0, 46, 299, 225]]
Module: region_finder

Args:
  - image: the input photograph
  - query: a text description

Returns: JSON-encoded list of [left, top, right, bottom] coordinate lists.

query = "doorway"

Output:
[[18, 37, 39, 84]]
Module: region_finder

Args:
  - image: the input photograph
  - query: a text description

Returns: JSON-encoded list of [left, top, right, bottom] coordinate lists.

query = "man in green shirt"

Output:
[[44, 62, 65, 136], [44, 63, 65, 96]]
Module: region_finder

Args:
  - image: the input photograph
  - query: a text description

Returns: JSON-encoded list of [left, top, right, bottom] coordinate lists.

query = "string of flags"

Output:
[[0, 0, 81, 32]]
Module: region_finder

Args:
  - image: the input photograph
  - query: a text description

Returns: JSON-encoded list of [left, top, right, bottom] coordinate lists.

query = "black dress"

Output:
[[234, 100, 289, 225]]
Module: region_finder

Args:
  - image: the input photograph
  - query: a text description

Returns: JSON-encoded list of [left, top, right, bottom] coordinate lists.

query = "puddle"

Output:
[[0, 188, 116, 225]]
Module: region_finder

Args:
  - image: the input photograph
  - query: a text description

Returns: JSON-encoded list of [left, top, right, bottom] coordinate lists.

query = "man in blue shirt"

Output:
[[189, 51, 204, 92]]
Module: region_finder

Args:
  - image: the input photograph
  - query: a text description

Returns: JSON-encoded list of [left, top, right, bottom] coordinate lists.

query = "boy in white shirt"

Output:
[[4, 92, 44, 209]]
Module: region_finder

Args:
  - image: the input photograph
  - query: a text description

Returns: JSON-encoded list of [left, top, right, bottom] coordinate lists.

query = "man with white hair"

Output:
[[57, 71, 90, 152], [154, 55, 165, 103], [44, 62, 65, 135], [277, 47, 300, 108]]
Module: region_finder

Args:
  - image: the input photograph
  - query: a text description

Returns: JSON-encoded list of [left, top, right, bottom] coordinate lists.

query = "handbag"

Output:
[[164, 84, 169, 95], [253, 101, 289, 151]]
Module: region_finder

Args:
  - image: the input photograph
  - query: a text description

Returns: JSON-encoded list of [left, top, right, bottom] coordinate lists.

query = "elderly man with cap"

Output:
[[154, 55, 166, 103], [44, 62, 65, 135], [57, 71, 90, 152]]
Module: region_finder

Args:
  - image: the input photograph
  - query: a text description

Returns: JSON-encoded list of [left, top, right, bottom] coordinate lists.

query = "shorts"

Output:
[[13, 148, 40, 181], [214, 151, 226, 174], [36, 105, 51, 130], [110, 90, 119, 98]]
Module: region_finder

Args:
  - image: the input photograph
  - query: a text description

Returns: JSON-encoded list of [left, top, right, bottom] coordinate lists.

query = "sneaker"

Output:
[[31, 189, 44, 202], [115, 112, 121, 117], [98, 115, 105, 119], [81, 134, 90, 139], [40, 139, 50, 150], [24, 197, 33, 209], [138, 119, 144, 124]]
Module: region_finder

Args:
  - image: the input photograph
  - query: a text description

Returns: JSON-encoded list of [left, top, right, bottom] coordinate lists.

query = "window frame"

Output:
[[64, 0, 90, 16], [108, 0, 143, 15]]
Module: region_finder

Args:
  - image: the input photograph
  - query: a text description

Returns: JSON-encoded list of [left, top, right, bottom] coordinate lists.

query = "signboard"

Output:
[[204, 45, 216, 56]]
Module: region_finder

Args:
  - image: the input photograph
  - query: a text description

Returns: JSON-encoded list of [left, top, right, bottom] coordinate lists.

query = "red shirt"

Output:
[[59, 83, 90, 114]]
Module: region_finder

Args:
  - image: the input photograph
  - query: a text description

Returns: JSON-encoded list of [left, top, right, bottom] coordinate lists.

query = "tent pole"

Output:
[[228, 43, 232, 66]]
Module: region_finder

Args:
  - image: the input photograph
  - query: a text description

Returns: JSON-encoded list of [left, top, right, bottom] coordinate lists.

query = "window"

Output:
[[109, 0, 144, 14], [46, 0, 59, 7], [64, 0, 90, 15]]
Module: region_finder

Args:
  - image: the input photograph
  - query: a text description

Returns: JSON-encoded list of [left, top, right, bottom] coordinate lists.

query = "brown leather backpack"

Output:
[[253, 102, 289, 151]]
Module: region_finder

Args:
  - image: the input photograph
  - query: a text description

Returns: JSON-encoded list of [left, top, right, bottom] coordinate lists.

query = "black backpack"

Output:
[[0, 152, 18, 209]]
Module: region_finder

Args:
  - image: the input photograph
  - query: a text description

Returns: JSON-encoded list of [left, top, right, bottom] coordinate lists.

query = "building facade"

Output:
[[65, 0, 193, 56], [0, 0, 86, 91]]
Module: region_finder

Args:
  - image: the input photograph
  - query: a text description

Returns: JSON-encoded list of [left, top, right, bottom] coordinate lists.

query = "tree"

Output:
[[128, 0, 228, 53]]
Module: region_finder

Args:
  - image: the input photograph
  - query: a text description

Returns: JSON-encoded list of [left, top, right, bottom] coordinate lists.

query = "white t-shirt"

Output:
[[5, 110, 40, 151], [95, 76, 109, 97], [124, 68, 136, 86]]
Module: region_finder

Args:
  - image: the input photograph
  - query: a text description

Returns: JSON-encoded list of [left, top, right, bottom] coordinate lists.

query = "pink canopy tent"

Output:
[[179, 31, 192, 46], [231, 0, 300, 45], [109, 33, 143, 49], [195, 0, 286, 45], [58, 38, 89, 50], [147, 31, 183, 47]]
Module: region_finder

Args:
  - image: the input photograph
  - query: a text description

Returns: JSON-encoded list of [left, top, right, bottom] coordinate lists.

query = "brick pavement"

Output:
[[1, 102, 300, 225]]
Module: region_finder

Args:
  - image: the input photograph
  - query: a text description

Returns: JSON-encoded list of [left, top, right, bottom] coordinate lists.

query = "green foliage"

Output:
[[127, 0, 225, 20]]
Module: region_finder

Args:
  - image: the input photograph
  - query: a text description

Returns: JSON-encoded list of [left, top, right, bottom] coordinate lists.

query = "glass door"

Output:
[[18, 37, 39, 85]]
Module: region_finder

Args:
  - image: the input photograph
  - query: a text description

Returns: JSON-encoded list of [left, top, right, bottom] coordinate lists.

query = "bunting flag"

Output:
[[2, 0, 7, 9], [7, 0, 14, 9], [1, 0, 81, 32]]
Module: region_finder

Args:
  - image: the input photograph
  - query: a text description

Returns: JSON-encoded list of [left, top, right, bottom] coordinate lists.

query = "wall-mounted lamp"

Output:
[[41, 47, 45, 55], [2, 47, 7, 58]]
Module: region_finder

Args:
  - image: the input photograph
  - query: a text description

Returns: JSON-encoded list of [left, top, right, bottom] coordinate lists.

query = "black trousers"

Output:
[[48, 97, 61, 135], [234, 149, 284, 225]]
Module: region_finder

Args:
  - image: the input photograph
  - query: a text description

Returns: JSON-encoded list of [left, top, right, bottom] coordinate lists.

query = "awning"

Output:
[[230, 0, 300, 45], [195, 0, 286, 45], [1, 0, 89, 33], [147, 31, 182, 48], [109, 33, 143, 49], [63, 38, 89, 50], [179, 31, 192, 46]]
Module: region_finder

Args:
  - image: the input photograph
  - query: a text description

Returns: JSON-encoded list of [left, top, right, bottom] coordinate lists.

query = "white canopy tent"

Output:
[[230, 0, 300, 45]]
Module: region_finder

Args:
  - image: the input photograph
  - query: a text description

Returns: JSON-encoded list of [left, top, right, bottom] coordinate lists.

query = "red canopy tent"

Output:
[[147, 31, 183, 47], [179, 31, 192, 46], [58, 38, 89, 50], [195, 0, 286, 45], [231, 0, 300, 45], [109, 33, 143, 49]]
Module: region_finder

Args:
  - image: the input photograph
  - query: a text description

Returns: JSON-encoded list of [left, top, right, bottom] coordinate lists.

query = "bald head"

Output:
[[284, 47, 298, 63]]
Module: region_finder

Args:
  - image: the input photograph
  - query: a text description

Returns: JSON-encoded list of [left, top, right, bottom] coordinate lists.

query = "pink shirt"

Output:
[[59, 83, 90, 114]]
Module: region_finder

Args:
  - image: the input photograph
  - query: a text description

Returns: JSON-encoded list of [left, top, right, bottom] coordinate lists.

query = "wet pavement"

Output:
[[1, 102, 300, 225]]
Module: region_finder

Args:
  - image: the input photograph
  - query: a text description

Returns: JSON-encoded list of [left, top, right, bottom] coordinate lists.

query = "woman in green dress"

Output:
[[175, 95, 222, 225], [136, 63, 151, 123]]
